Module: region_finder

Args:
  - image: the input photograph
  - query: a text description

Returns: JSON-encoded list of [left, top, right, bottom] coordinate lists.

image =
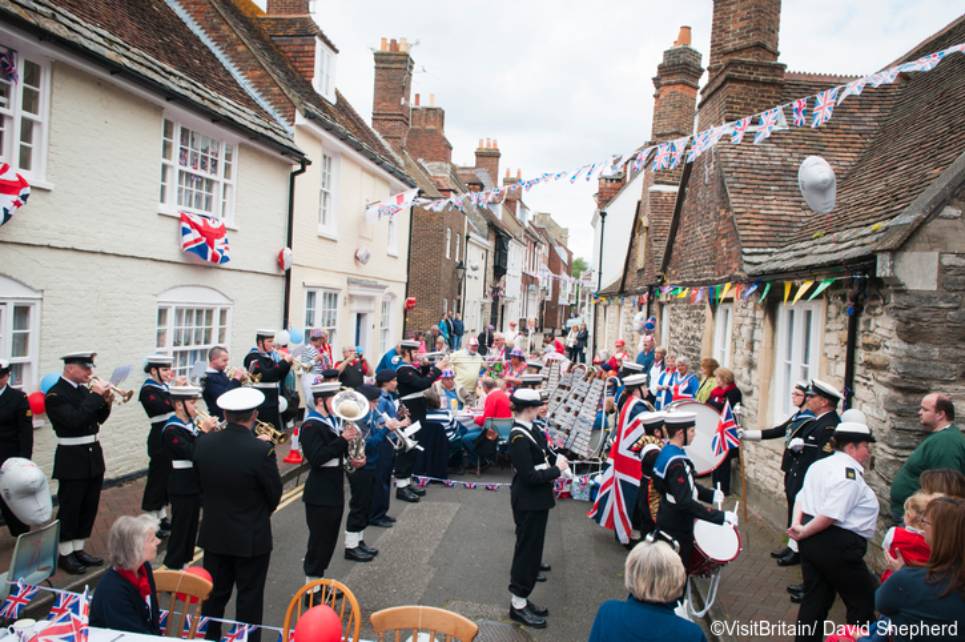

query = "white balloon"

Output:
[[275, 330, 291, 346], [0, 458, 52, 526], [799, 155, 836, 214], [278, 396, 288, 414]]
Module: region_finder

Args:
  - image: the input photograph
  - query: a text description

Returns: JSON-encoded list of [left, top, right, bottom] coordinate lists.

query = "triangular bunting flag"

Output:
[[783, 282, 792, 304], [807, 278, 835, 300], [792, 280, 815, 304]]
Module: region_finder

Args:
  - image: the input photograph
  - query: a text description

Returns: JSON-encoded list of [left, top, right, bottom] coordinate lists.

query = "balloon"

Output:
[[40, 373, 60, 394], [27, 391, 45, 416], [176, 566, 213, 604], [293, 605, 342, 642], [276, 330, 291, 346], [404, 297, 417, 311], [278, 396, 288, 414], [647, 316, 656, 324], [644, 321, 655, 332], [288, 327, 304, 345]]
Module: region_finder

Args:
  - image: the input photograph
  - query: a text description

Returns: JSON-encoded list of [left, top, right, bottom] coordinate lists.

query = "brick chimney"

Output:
[[474, 138, 501, 186], [503, 168, 522, 216], [596, 175, 624, 210], [652, 26, 703, 142], [407, 93, 453, 163], [372, 37, 415, 153], [266, 0, 310, 14], [700, 0, 785, 124]]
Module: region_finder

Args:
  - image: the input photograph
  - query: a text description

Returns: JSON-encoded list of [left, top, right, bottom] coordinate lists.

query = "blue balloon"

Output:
[[40, 372, 60, 394], [288, 327, 304, 345], [644, 321, 655, 332]]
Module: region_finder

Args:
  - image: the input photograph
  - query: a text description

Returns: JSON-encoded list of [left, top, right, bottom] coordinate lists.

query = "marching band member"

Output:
[[300, 381, 364, 576], [196, 387, 282, 642], [508, 387, 568, 629], [200, 346, 245, 420], [369, 369, 402, 527], [0, 359, 32, 537], [243, 329, 293, 432], [653, 412, 734, 567], [45, 352, 111, 575], [394, 339, 445, 502], [138, 354, 175, 537], [636, 412, 666, 538], [161, 385, 218, 569]]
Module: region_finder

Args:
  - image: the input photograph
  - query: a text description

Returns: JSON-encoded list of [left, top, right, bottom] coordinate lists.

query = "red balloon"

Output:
[[27, 391, 45, 416], [293, 605, 342, 642], [404, 296, 417, 311], [176, 566, 213, 604]]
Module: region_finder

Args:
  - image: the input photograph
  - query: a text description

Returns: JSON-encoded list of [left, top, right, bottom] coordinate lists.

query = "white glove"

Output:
[[788, 437, 805, 452], [555, 454, 570, 471], [713, 488, 725, 506], [741, 429, 762, 441], [724, 511, 738, 526]]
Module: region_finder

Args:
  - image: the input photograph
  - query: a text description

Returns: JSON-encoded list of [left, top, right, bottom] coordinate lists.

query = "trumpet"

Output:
[[386, 424, 422, 452], [254, 420, 290, 445], [332, 389, 369, 473], [88, 376, 134, 404], [193, 409, 224, 433]]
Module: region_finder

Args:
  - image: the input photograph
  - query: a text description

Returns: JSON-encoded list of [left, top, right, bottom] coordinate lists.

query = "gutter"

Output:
[[402, 194, 422, 337], [283, 158, 310, 328]]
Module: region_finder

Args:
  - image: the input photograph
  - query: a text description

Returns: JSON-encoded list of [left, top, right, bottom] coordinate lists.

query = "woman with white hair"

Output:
[[588, 540, 707, 641], [89, 514, 162, 634]]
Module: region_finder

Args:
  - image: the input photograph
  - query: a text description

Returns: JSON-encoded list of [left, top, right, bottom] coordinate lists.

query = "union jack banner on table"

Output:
[[791, 97, 808, 127], [31, 589, 88, 642], [587, 398, 649, 544], [179, 211, 230, 265], [753, 107, 788, 144], [711, 400, 741, 457], [221, 623, 251, 642], [0, 162, 30, 226], [729, 117, 752, 144], [0, 580, 39, 619], [811, 88, 839, 128]]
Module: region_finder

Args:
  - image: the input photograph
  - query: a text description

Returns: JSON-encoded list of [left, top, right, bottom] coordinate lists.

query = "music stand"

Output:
[[0, 521, 60, 601]]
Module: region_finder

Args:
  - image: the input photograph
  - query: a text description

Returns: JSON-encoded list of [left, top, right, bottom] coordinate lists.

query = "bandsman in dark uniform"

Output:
[[369, 369, 403, 527], [161, 385, 218, 569], [507, 388, 569, 629], [201, 346, 244, 420], [0, 359, 32, 536], [138, 354, 175, 537], [301, 381, 364, 580], [243, 329, 293, 433], [652, 411, 734, 568], [45, 351, 111, 575], [196, 388, 282, 642], [634, 410, 666, 538]]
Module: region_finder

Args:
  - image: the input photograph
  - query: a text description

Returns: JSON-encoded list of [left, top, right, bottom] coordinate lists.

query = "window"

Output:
[[445, 228, 452, 259], [772, 301, 823, 420], [160, 119, 236, 223], [0, 301, 38, 391], [0, 49, 49, 181], [313, 40, 336, 102], [379, 297, 392, 353], [659, 303, 670, 348], [305, 289, 339, 347], [455, 233, 461, 262], [387, 214, 399, 256], [156, 306, 231, 378], [318, 152, 336, 236], [713, 304, 734, 367]]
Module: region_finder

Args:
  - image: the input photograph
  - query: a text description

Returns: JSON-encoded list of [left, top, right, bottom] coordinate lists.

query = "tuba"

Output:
[[332, 389, 369, 473]]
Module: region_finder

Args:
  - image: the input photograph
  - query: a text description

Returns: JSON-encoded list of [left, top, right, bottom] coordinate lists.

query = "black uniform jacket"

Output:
[[758, 411, 815, 474], [45, 378, 110, 480], [509, 420, 561, 511], [201, 369, 241, 420], [653, 444, 725, 534], [396, 363, 440, 420], [786, 411, 840, 494], [194, 423, 282, 557], [89, 564, 161, 635], [162, 417, 202, 496], [301, 411, 348, 507], [139, 380, 173, 457], [243, 352, 290, 405], [0, 385, 32, 461]]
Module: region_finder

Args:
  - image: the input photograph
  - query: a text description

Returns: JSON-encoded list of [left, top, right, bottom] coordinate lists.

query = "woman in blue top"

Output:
[[588, 539, 706, 642]]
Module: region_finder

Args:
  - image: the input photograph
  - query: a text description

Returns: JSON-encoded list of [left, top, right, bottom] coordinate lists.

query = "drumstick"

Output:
[[733, 501, 740, 525], [715, 482, 723, 510]]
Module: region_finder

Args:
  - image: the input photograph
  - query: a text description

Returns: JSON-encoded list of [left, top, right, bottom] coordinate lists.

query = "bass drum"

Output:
[[666, 399, 727, 476]]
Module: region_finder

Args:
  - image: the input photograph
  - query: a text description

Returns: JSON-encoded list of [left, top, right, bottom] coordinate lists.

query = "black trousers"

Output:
[[393, 447, 418, 482], [141, 449, 170, 512], [303, 502, 343, 577], [508, 507, 549, 599], [795, 526, 877, 642], [164, 494, 200, 569], [202, 551, 271, 642], [56, 476, 103, 541], [346, 470, 374, 533], [711, 447, 738, 495], [369, 446, 394, 522]]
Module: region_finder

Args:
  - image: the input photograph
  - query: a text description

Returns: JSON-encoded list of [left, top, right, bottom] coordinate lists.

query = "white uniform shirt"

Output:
[[797, 450, 879, 540]]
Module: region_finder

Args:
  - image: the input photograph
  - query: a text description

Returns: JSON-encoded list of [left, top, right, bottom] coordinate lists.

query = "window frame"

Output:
[[317, 150, 338, 239], [305, 288, 339, 348], [0, 46, 52, 184], [0, 298, 40, 391], [155, 301, 232, 379], [713, 303, 734, 368], [771, 301, 823, 421], [313, 39, 336, 103], [379, 296, 393, 354], [445, 228, 452, 259]]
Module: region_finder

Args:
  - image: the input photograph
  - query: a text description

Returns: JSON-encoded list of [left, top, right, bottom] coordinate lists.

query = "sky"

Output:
[[293, 1, 962, 261]]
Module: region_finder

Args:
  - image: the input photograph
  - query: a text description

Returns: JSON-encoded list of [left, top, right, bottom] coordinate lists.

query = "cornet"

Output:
[[254, 420, 290, 445], [193, 409, 224, 433], [88, 376, 134, 404], [332, 389, 369, 473]]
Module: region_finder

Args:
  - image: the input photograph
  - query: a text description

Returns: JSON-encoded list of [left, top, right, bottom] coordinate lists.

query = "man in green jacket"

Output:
[[890, 393, 964, 522]]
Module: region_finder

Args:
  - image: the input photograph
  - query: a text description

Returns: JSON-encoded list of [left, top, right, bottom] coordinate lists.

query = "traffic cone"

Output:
[[283, 423, 303, 464]]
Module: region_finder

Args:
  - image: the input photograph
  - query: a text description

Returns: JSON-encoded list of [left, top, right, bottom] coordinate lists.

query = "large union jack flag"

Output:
[[0, 580, 39, 619], [587, 398, 649, 544], [179, 211, 230, 265], [711, 400, 741, 456], [811, 88, 839, 128], [30, 589, 89, 642], [0, 162, 30, 226]]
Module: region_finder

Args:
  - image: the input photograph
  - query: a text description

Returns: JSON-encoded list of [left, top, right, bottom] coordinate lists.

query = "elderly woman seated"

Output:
[[588, 540, 706, 642], [90, 515, 162, 635]]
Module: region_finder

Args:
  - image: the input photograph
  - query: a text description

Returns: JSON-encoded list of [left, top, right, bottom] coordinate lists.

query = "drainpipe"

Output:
[[842, 274, 867, 410], [283, 158, 308, 328], [592, 210, 607, 357], [402, 194, 421, 338]]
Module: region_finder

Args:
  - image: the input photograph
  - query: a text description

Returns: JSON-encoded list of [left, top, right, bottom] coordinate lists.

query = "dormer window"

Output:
[[314, 39, 336, 102]]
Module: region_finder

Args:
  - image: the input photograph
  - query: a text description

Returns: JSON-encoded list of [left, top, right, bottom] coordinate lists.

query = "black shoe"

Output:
[[58, 554, 87, 575], [790, 593, 803, 604], [777, 551, 801, 566], [527, 601, 549, 617], [786, 584, 804, 595], [358, 541, 378, 556], [159, 517, 172, 531], [539, 562, 551, 572], [396, 488, 420, 503], [410, 486, 426, 497], [535, 573, 547, 582], [74, 550, 104, 566], [369, 517, 394, 528], [344, 547, 374, 562], [771, 546, 791, 559], [384, 515, 397, 523], [509, 605, 547, 628]]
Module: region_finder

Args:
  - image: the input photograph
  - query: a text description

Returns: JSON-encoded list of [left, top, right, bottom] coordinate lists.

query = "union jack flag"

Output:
[[711, 400, 741, 456], [900, 51, 945, 73], [632, 147, 652, 173], [836, 77, 867, 105], [31, 590, 88, 642], [668, 136, 689, 169], [588, 398, 649, 544], [179, 211, 230, 265], [753, 107, 788, 144], [729, 117, 752, 144], [811, 88, 839, 128], [46, 591, 86, 622], [1, 581, 39, 619], [484, 483, 500, 491], [671, 373, 697, 402], [584, 162, 599, 181], [686, 127, 725, 162], [0, 47, 17, 83], [651, 142, 674, 171], [463, 481, 477, 489], [221, 623, 251, 642], [0, 162, 30, 226], [867, 66, 900, 88], [790, 97, 808, 127]]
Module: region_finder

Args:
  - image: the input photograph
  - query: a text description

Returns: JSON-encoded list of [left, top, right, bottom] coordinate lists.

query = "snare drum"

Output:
[[688, 519, 742, 577], [667, 399, 728, 476]]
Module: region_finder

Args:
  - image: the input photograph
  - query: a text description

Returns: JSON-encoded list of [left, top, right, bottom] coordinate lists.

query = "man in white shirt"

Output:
[[450, 337, 484, 396]]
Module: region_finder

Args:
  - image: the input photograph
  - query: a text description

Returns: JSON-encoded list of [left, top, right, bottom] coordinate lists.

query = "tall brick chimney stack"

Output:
[[700, 0, 785, 124], [474, 139, 501, 186], [503, 168, 521, 216], [596, 175, 625, 210], [407, 93, 453, 163], [652, 26, 704, 142], [266, 0, 310, 14], [372, 37, 415, 153], [261, 0, 331, 86]]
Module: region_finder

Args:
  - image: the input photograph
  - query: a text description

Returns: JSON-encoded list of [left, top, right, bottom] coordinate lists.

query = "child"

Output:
[[880, 491, 935, 583]]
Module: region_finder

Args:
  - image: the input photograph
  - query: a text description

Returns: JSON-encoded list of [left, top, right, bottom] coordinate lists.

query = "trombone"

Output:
[[88, 376, 134, 404]]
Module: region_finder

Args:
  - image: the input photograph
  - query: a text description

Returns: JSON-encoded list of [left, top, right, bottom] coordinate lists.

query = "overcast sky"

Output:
[[302, 1, 962, 260]]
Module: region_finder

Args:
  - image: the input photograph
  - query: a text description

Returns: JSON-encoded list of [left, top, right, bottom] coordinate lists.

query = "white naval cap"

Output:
[[834, 421, 876, 443], [0, 359, 9, 373], [807, 378, 841, 402], [639, 411, 665, 426], [62, 351, 97, 366], [144, 354, 174, 367], [217, 387, 265, 412], [526, 360, 544, 370], [255, 329, 276, 338], [840, 408, 867, 425], [168, 385, 203, 399], [520, 373, 545, 386], [510, 387, 543, 408], [622, 373, 649, 387], [310, 381, 341, 396], [663, 411, 697, 429], [400, 339, 421, 350], [621, 360, 644, 372]]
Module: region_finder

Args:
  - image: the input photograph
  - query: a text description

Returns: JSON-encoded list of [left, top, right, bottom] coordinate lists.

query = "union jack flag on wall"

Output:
[[0, 162, 30, 226], [711, 400, 741, 456], [179, 211, 230, 265], [811, 88, 839, 128], [0, 580, 39, 619]]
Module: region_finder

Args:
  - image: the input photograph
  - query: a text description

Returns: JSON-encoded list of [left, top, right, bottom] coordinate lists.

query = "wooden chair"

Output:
[[370, 605, 478, 642], [153, 569, 213, 638], [281, 579, 361, 642]]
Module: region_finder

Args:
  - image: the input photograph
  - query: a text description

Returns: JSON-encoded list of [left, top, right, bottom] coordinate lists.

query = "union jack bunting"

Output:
[[836, 77, 867, 105], [711, 400, 741, 456], [0, 581, 39, 619], [729, 117, 752, 144], [651, 142, 674, 171], [568, 165, 589, 183], [365, 187, 418, 221], [584, 162, 598, 181], [900, 51, 945, 73], [0, 47, 17, 83], [668, 137, 689, 169], [686, 127, 723, 162], [811, 88, 839, 128], [753, 107, 788, 144], [0, 162, 30, 226], [631, 147, 652, 173], [867, 66, 900, 88], [791, 97, 808, 127], [463, 481, 477, 489], [179, 211, 230, 265], [221, 623, 251, 642], [484, 483, 500, 491]]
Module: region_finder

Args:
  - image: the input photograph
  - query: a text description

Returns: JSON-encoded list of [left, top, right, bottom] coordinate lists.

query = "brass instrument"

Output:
[[332, 389, 369, 473], [88, 376, 134, 404], [254, 420, 290, 445], [386, 423, 421, 452], [193, 409, 224, 433]]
